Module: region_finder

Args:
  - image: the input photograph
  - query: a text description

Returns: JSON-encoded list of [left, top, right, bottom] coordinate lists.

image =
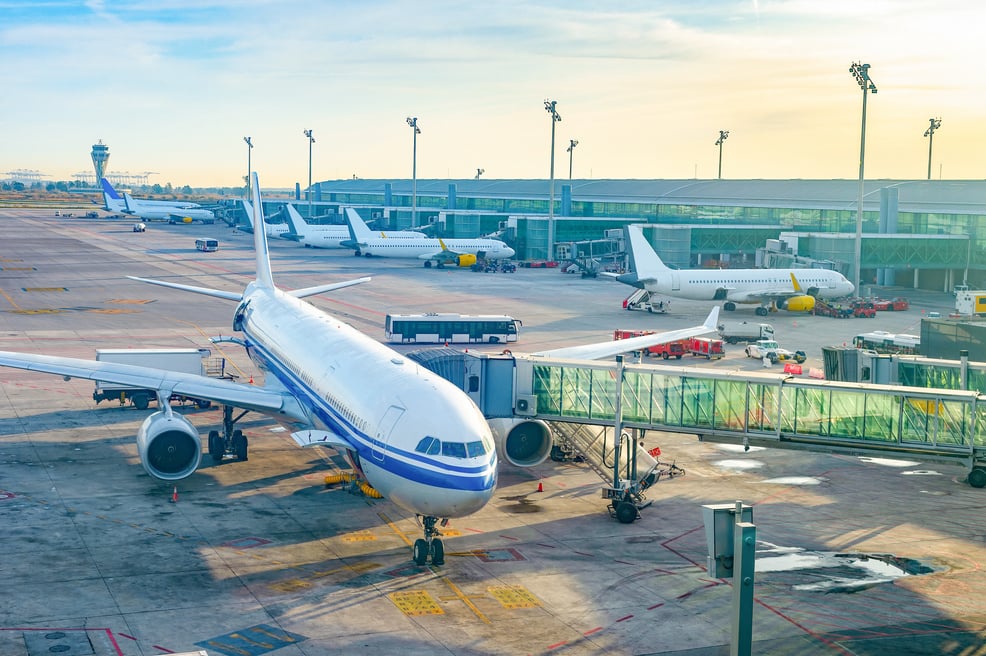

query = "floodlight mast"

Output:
[[406, 117, 421, 228], [715, 130, 729, 179], [243, 136, 253, 198], [924, 118, 942, 180], [849, 61, 877, 294], [567, 139, 579, 180], [303, 129, 315, 219], [544, 100, 562, 261]]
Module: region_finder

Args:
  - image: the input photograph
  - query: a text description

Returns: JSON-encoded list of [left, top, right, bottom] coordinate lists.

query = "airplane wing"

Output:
[[531, 306, 720, 361], [0, 351, 305, 420]]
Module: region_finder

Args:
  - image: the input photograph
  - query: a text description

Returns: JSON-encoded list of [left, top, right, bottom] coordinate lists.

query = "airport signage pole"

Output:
[[243, 136, 253, 199], [407, 117, 421, 228], [567, 139, 579, 181], [850, 62, 876, 295], [304, 129, 315, 219], [924, 118, 941, 180], [715, 130, 729, 180], [544, 100, 561, 261]]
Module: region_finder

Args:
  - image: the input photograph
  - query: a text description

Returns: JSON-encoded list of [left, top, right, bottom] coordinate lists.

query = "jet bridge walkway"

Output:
[[408, 349, 986, 519]]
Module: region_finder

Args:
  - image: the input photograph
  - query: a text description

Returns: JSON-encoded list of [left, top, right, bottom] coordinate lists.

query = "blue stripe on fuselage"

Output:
[[243, 330, 496, 492]]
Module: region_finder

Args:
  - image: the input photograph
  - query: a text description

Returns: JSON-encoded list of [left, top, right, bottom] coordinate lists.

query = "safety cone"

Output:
[[536, 481, 543, 493], [171, 486, 178, 503], [249, 375, 254, 384]]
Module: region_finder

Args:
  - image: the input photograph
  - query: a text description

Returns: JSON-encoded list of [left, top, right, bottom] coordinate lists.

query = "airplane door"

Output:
[[670, 270, 680, 292], [371, 405, 405, 462]]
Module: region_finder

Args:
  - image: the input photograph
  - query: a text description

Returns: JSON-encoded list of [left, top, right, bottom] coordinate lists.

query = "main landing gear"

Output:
[[413, 515, 446, 566], [208, 405, 251, 464]]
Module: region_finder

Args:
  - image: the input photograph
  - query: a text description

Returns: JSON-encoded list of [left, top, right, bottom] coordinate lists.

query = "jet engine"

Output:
[[135, 411, 202, 481], [456, 253, 478, 268], [781, 295, 816, 312], [487, 417, 553, 467]]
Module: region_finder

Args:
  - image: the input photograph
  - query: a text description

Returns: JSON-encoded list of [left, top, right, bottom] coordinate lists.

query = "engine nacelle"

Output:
[[782, 295, 816, 312], [136, 411, 202, 481], [487, 418, 553, 468], [456, 253, 478, 268]]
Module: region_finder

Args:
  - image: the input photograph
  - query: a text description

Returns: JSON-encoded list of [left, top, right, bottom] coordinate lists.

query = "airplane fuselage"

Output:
[[360, 238, 515, 260], [238, 284, 498, 518], [636, 269, 853, 303]]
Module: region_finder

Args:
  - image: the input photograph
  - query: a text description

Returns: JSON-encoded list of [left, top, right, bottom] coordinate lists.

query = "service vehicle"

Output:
[[871, 297, 909, 311], [613, 330, 687, 359], [92, 348, 223, 409], [717, 321, 774, 344], [133, 222, 146, 232], [955, 290, 986, 316], [744, 339, 806, 364], [852, 331, 920, 355], [385, 313, 521, 344], [687, 336, 725, 360], [195, 238, 219, 252]]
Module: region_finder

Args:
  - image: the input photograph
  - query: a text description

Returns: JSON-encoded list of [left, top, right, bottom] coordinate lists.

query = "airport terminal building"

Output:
[[280, 178, 986, 292]]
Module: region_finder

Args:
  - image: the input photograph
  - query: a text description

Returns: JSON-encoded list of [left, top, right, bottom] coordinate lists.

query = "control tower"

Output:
[[90, 140, 110, 183]]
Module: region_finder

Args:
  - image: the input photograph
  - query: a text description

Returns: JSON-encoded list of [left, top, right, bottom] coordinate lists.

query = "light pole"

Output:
[[924, 118, 942, 180], [406, 117, 421, 228], [243, 136, 253, 198], [850, 62, 877, 294], [715, 130, 729, 179], [544, 99, 561, 261], [567, 139, 579, 180], [475, 168, 485, 179], [303, 129, 315, 219]]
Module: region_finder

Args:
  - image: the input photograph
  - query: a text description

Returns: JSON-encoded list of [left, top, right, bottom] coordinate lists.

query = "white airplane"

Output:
[[100, 178, 203, 213], [344, 208, 515, 267], [239, 200, 291, 239], [611, 225, 855, 316], [122, 193, 217, 223], [283, 205, 427, 249], [0, 175, 718, 565]]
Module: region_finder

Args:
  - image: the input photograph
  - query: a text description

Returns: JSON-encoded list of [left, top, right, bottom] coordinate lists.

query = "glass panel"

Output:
[[560, 367, 591, 418], [681, 377, 714, 428], [589, 368, 617, 421], [664, 374, 683, 426], [748, 383, 778, 432], [828, 390, 866, 439], [790, 387, 828, 436], [713, 379, 747, 431], [622, 370, 653, 423], [861, 393, 896, 443], [533, 365, 562, 415]]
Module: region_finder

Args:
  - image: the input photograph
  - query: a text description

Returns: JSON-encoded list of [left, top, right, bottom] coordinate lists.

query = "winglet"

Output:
[[703, 305, 720, 331]]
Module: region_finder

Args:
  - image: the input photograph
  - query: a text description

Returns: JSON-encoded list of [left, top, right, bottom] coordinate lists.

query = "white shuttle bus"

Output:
[[385, 313, 521, 344]]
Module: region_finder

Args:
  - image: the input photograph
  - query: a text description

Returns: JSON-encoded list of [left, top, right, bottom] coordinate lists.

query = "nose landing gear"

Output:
[[413, 515, 446, 566]]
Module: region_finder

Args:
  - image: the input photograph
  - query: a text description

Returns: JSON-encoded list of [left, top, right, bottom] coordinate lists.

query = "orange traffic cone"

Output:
[[171, 486, 178, 503], [249, 375, 254, 384], [536, 481, 543, 493]]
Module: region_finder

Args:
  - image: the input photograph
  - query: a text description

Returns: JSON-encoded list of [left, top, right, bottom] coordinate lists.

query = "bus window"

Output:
[[195, 238, 219, 252]]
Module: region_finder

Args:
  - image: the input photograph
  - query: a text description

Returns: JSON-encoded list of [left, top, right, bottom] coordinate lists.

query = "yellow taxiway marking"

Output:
[[439, 575, 492, 624], [389, 590, 444, 616], [488, 585, 542, 609], [0, 287, 22, 310], [23, 287, 67, 292], [378, 511, 413, 547], [342, 530, 377, 542]]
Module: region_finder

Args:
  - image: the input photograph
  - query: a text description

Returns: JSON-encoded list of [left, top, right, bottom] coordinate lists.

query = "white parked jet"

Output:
[[122, 193, 217, 223], [283, 205, 427, 249], [0, 176, 717, 565], [100, 178, 203, 213], [611, 225, 854, 316], [344, 208, 515, 267]]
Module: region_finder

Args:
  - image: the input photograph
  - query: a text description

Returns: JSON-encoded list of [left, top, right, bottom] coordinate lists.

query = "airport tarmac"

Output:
[[0, 209, 984, 656]]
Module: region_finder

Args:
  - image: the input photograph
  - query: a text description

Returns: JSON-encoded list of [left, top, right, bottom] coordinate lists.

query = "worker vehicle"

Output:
[[613, 330, 688, 359], [92, 348, 224, 409], [717, 321, 774, 344], [687, 336, 725, 360], [744, 339, 806, 364]]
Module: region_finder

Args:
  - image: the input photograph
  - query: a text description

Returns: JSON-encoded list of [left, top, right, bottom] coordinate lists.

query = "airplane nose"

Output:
[[504, 247, 515, 258]]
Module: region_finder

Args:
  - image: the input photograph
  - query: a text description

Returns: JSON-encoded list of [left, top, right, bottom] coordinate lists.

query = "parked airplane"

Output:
[[0, 175, 717, 565], [344, 209, 515, 267], [122, 194, 217, 223], [100, 178, 203, 213], [239, 200, 291, 239], [611, 225, 854, 316], [283, 205, 427, 249]]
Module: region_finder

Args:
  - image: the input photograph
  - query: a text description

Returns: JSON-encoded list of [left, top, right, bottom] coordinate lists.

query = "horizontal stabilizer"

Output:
[[288, 277, 371, 299], [127, 276, 243, 301]]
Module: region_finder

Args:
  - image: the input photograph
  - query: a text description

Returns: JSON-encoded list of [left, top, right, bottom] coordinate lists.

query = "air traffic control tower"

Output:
[[91, 140, 110, 183]]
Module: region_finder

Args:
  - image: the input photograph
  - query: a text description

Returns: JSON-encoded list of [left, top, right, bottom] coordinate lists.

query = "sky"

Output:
[[3, 1, 985, 188]]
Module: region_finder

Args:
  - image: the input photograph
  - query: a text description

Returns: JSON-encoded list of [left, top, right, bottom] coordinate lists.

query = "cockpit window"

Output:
[[415, 436, 441, 455], [441, 441, 467, 458], [466, 441, 487, 458]]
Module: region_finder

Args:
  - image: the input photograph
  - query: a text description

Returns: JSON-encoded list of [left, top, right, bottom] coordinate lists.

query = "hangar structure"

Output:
[[280, 178, 984, 292]]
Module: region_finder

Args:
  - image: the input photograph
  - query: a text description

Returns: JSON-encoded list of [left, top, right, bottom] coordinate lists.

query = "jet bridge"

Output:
[[407, 348, 986, 517]]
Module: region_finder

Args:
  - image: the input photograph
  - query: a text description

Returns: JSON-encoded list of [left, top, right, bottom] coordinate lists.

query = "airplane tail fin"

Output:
[[251, 174, 275, 290], [626, 225, 671, 278], [283, 204, 308, 240], [123, 193, 136, 214], [100, 178, 122, 200], [344, 207, 372, 244]]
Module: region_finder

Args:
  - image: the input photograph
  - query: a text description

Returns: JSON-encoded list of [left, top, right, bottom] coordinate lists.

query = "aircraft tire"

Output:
[[232, 430, 248, 461], [208, 430, 223, 463], [969, 468, 986, 489], [431, 539, 445, 566], [413, 539, 429, 565], [132, 393, 150, 410]]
